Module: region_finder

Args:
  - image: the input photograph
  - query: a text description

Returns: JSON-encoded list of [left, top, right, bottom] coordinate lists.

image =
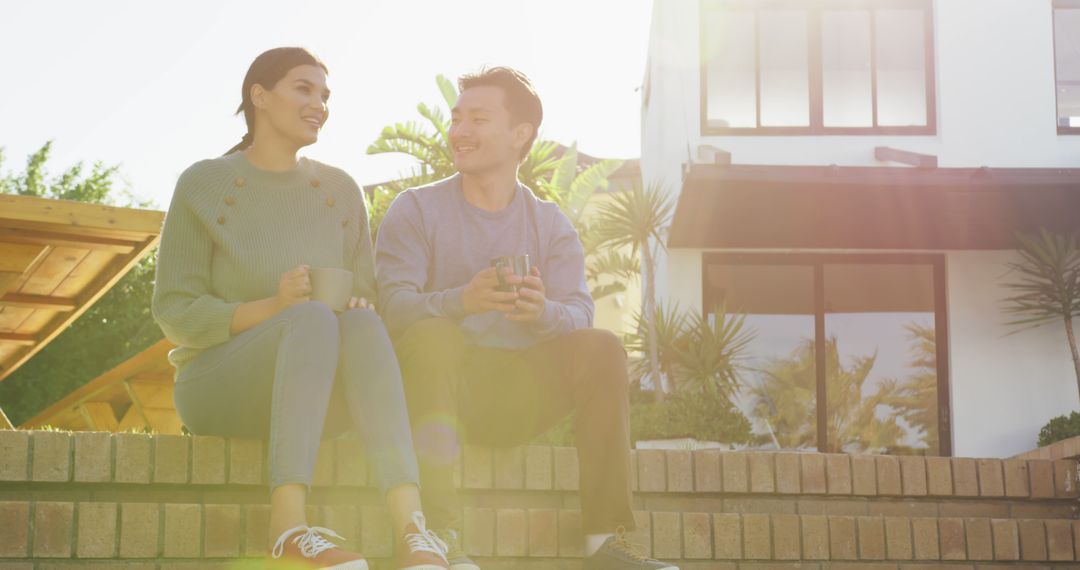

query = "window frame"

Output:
[[1054, 0, 1080, 135], [698, 0, 938, 136], [701, 252, 952, 456]]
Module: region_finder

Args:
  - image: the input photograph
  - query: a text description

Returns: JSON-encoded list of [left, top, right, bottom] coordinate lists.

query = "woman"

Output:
[[152, 47, 448, 570]]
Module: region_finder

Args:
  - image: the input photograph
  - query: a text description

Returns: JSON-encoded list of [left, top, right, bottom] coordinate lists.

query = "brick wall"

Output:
[[1, 430, 1078, 569]]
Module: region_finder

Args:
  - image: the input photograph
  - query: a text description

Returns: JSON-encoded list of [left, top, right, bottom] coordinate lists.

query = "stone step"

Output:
[[2, 501, 1080, 565]]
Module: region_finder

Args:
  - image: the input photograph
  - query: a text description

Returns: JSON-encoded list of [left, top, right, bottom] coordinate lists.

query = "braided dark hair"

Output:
[[225, 47, 328, 155]]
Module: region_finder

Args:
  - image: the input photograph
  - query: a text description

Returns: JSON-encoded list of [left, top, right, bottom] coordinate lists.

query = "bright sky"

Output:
[[0, 0, 653, 209]]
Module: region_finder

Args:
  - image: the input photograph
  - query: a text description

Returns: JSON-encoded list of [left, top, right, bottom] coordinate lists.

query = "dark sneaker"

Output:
[[583, 531, 679, 570], [433, 527, 480, 570]]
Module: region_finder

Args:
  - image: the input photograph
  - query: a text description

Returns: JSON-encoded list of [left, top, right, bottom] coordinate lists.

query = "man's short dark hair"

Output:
[[458, 66, 543, 160]]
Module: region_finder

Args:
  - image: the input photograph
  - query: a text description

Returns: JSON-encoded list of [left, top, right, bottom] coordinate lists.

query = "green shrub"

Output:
[[1038, 411, 1080, 447], [630, 389, 752, 444]]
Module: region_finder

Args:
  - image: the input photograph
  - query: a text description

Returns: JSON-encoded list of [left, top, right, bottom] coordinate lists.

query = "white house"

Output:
[[641, 0, 1080, 459]]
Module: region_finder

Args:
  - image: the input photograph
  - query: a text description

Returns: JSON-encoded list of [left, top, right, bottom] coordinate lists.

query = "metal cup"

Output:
[[490, 254, 530, 293]]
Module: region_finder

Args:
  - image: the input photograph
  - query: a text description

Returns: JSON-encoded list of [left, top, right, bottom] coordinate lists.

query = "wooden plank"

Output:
[[0, 293, 77, 311], [144, 408, 183, 435], [0, 272, 20, 297], [0, 194, 164, 237], [117, 405, 146, 432], [0, 332, 35, 346], [0, 406, 13, 429], [0, 235, 160, 382], [128, 380, 174, 409], [0, 243, 48, 273], [80, 402, 119, 431], [17, 246, 92, 296], [13, 309, 60, 334], [49, 249, 115, 298], [0, 306, 34, 331], [0, 227, 136, 253]]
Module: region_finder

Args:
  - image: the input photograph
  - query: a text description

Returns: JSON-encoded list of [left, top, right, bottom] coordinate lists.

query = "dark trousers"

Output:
[[395, 318, 636, 534]]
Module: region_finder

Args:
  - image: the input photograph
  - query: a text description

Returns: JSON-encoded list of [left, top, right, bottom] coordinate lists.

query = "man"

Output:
[[375, 67, 678, 570]]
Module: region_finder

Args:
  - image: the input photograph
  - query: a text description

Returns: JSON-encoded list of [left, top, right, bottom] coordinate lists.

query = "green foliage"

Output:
[[0, 142, 160, 425], [630, 387, 752, 444], [1038, 411, 1080, 447], [883, 323, 940, 452], [591, 181, 674, 257], [1003, 229, 1080, 330]]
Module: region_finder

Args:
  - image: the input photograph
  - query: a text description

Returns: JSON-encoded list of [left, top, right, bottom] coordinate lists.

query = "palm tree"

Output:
[[886, 323, 940, 452], [592, 181, 675, 397], [1002, 229, 1080, 403]]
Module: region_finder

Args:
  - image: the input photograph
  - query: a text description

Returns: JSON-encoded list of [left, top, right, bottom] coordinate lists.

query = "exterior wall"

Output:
[[642, 0, 1080, 458]]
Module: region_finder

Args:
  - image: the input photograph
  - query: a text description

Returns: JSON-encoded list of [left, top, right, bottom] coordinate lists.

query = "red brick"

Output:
[[1029, 460, 1054, 498], [939, 517, 966, 560], [463, 445, 493, 489], [1045, 519, 1074, 561], [163, 504, 201, 558], [772, 514, 800, 560], [1003, 459, 1030, 497], [749, 453, 776, 493], [876, 456, 901, 496], [495, 509, 526, 556], [866, 501, 935, 518], [334, 438, 367, 487], [1018, 519, 1048, 561], [723, 452, 749, 493], [527, 509, 557, 557], [494, 446, 524, 490], [465, 507, 495, 557], [1054, 459, 1079, 497], [360, 505, 393, 558], [925, 457, 952, 496], [243, 504, 269, 557], [73, 432, 112, 483], [319, 505, 359, 546], [830, 516, 858, 560], [990, 518, 1019, 561], [885, 517, 913, 560], [653, 511, 681, 560], [825, 454, 852, 495], [637, 449, 666, 492], [553, 446, 579, 491], [801, 454, 826, 495], [77, 502, 117, 558], [667, 450, 693, 492], [951, 458, 978, 497], [153, 434, 189, 484], [1074, 520, 1080, 561], [800, 515, 829, 560], [311, 442, 334, 487], [189, 435, 225, 485], [524, 446, 552, 490], [775, 452, 801, 494], [120, 503, 160, 558], [683, 512, 712, 559], [557, 510, 582, 558], [114, 432, 151, 484], [911, 517, 939, 560], [977, 459, 1004, 497], [33, 502, 73, 558], [965, 518, 993, 561], [851, 454, 877, 496], [0, 431, 29, 482], [628, 510, 652, 557], [31, 431, 71, 482], [204, 504, 241, 558], [743, 513, 771, 560], [858, 516, 886, 560], [899, 456, 927, 496], [714, 513, 742, 559], [694, 449, 722, 492], [229, 438, 263, 485], [0, 502, 30, 557]]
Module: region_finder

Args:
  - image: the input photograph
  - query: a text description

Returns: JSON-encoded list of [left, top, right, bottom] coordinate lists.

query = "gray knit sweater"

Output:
[[152, 152, 375, 370]]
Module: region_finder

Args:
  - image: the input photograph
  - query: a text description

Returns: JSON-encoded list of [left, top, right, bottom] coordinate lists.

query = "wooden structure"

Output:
[[0, 194, 163, 428], [20, 338, 181, 434]]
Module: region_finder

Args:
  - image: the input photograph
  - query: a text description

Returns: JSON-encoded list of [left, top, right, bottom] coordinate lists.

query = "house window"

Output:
[[700, 0, 936, 135], [1055, 0, 1080, 133], [703, 253, 950, 456]]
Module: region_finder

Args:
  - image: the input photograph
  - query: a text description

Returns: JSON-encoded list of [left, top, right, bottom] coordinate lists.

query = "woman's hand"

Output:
[[347, 297, 375, 311], [276, 265, 311, 309]]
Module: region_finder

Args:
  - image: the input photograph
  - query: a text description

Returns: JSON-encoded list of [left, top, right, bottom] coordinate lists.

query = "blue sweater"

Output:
[[375, 174, 593, 349]]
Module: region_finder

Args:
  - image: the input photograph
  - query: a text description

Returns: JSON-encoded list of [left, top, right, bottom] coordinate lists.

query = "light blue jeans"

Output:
[[173, 301, 419, 492]]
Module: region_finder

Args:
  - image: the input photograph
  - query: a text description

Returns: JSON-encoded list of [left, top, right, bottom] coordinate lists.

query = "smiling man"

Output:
[[375, 67, 678, 570]]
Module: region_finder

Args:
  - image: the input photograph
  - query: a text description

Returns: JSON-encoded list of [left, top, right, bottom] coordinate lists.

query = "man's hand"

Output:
[[462, 267, 519, 315], [505, 267, 546, 322]]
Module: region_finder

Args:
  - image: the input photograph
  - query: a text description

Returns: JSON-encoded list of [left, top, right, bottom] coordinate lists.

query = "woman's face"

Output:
[[253, 64, 330, 148]]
